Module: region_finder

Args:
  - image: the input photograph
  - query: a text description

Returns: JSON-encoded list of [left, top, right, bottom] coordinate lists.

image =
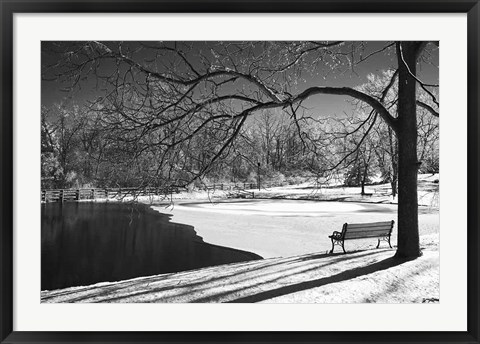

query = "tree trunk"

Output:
[[361, 164, 367, 195], [388, 126, 398, 198], [391, 179, 397, 199], [395, 42, 422, 258]]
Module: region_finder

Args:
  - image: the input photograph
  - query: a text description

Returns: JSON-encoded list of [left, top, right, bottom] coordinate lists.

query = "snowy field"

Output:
[[113, 174, 439, 207], [42, 175, 439, 303], [157, 199, 438, 259]]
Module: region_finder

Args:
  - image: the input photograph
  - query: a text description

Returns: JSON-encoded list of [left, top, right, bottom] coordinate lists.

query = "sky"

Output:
[[41, 41, 439, 118]]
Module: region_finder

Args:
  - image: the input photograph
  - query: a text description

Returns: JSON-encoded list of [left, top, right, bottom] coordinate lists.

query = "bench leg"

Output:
[[330, 238, 347, 254], [377, 236, 393, 249]]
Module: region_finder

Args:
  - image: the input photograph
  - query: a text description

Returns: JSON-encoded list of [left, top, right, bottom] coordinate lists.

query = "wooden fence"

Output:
[[41, 181, 290, 202], [204, 182, 256, 191], [202, 181, 289, 191], [40, 187, 181, 203]]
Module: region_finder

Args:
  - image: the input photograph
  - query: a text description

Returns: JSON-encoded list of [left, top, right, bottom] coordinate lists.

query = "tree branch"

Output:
[[398, 42, 439, 107], [416, 101, 439, 117], [292, 86, 397, 132], [380, 69, 398, 103], [92, 42, 284, 103], [327, 112, 378, 172]]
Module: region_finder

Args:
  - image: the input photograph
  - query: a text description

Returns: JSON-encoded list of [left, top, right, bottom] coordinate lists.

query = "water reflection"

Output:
[[41, 202, 262, 291]]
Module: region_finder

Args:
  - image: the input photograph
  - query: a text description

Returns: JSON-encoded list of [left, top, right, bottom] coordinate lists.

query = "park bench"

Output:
[[328, 220, 394, 254]]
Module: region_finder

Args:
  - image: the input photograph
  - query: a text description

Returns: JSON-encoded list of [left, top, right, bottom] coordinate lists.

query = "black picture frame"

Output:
[[1, 1, 479, 343]]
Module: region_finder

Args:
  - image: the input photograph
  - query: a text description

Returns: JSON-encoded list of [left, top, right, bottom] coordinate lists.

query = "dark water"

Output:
[[41, 202, 262, 291]]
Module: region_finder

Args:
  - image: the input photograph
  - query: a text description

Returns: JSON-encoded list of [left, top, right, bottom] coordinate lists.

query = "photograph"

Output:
[[40, 40, 440, 304]]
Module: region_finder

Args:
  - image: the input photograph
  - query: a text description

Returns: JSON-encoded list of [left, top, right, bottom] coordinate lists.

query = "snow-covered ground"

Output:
[[249, 173, 439, 207], [156, 199, 438, 259], [41, 175, 439, 303], [113, 173, 439, 208], [41, 233, 438, 303]]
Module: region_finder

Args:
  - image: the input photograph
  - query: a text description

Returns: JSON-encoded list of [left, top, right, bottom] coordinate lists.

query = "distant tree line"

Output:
[[42, 70, 438, 193]]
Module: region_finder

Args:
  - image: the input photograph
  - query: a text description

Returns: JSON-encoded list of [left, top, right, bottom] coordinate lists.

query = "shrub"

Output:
[[268, 171, 286, 185], [286, 175, 305, 185]]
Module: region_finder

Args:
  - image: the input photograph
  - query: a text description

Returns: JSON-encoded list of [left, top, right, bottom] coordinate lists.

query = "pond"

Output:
[[41, 202, 262, 291]]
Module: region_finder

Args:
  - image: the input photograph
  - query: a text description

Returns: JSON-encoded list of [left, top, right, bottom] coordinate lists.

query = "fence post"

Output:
[[91, 189, 95, 200], [76, 189, 80, 201], [60, 189, 64, 202]]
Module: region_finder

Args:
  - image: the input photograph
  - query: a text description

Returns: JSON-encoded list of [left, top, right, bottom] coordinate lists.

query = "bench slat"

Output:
[[344, 226, 392, 233], [345, 229, 391, 234], [344, 228, 392, 234], [345, 221, 393, 229], [344, 231, 391, 239]]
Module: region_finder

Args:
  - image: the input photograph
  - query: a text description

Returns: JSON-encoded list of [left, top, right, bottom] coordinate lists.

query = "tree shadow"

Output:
[[187, 250, 386, 303], [227, 256, 414, 303], [66, 251, 353, 302], [47, 249, 384, 303]]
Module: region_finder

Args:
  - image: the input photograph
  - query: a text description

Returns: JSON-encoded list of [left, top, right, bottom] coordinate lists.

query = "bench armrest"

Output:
[[329, 231, 343, 240]]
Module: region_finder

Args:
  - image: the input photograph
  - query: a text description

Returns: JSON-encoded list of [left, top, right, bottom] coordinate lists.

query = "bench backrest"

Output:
[[342, 221, 394, 239]]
